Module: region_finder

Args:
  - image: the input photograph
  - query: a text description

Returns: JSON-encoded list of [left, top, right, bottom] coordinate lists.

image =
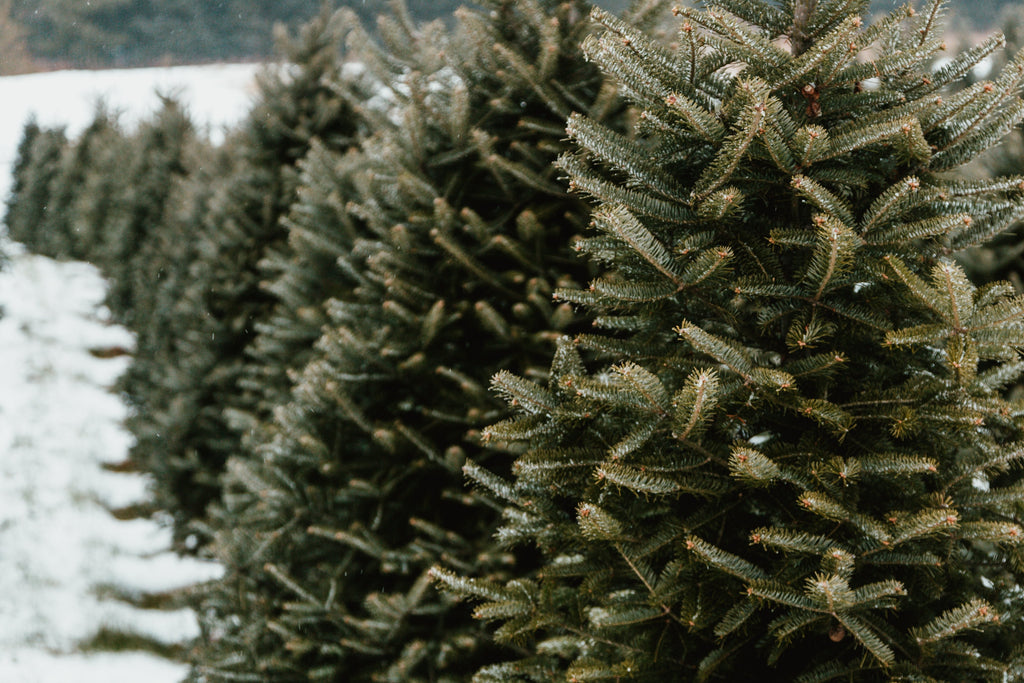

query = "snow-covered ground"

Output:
[[0, 64, 259, 682]]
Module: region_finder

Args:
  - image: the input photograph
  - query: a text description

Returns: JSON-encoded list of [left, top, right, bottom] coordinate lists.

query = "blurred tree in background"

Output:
[[2, 0, 637, 71]]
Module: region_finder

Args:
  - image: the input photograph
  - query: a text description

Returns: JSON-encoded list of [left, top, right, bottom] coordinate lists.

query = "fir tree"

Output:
[[113, 138, 231, 502], [5, 123, 67, 253], [195, 1, 657, 679], [2, 100, 196, 273], [61, 107, 125, 260], [99, 97, 193, 320], [4, 6, 366, 545], [4, 118, 42, 243], [435, 1, 1024, 680], [119, 7, 364, 541], [228, 139, 366, 425]]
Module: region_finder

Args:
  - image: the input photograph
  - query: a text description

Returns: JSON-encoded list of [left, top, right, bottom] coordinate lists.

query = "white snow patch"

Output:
[[748, 431, 772, 446], [0, 60, 258, 682], [0, 248, 221, 680], [0, 650, 186, 683], [972, 56, 993, 80]]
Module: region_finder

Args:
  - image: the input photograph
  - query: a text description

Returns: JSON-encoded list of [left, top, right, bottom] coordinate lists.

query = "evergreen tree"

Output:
[[435, 1, 1024, 680], [98, 98, 194, 319], [55, 107, 124, 260], [194, 1, 657, 679], [4, 118, 41, 234], [5, 124, 67, 252], [2, 100, 195, 270], [1, 98, 226, 537], [113, 139, 232, 494], [66, 113, 138, 262], [119, 7, 364, 541]]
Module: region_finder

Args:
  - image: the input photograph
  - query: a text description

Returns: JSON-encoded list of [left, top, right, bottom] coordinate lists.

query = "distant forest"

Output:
[[0, 0, 1020, 71], [3, 1, 635, 69], [7, 1, 462, 67]]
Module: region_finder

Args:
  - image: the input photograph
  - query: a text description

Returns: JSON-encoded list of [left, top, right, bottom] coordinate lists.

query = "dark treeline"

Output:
[[4, 1, 1018, 70], [7, 0, 634, 68], [8, 0, 454, 66]]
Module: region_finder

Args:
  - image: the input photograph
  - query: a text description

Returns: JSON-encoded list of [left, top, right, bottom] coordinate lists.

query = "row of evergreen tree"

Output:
[[8, 0, 1024, 680]]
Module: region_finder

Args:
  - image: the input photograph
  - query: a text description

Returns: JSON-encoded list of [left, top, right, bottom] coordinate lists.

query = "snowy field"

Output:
[[0, 64, 259, 682]]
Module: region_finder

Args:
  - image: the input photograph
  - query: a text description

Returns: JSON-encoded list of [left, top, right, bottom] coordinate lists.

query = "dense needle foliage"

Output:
[[434, 1, 1024, 680], [195, 1, 659, 679]]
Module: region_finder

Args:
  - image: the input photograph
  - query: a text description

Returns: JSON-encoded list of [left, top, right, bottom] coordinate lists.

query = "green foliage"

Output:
[[191, 1, 651, 679], [101, 100, 195, 320], [964, 3, 1024, 291], [441, 1, 1024, 679], [5, 122, 68, 252], [4, 103, 194, 272], [125, 8, 364, 538]]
